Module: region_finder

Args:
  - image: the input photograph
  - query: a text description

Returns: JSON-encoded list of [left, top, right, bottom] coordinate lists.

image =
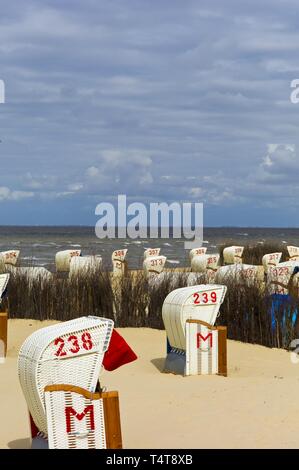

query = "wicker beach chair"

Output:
[[162, 285, 227, 375], [18, 316, 113, 436], [223, 246, 244, 264], [262, 252, 282, 273], [111, 249, 128, 275], [55, 249, 81, 272], [0, 250, 20, 266], [143, 255, 167, 276]]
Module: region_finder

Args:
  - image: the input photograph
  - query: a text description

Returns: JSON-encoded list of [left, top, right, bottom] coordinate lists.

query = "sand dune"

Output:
[[1, 319, 299, 449]]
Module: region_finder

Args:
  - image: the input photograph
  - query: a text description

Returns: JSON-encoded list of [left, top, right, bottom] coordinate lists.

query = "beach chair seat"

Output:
[[18, 316, 113, 435]]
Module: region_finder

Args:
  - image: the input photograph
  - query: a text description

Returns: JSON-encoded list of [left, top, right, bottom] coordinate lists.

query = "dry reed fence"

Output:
[[1, 242, 299, 350]]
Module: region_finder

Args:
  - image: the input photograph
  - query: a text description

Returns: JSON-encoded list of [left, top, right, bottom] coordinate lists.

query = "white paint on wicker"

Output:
[[18, 316, 113, 436], [143, 255, 167, 276], [0, 250, 20, 266], [162, 285, 227, 350], [267, 263, 296, 295], [287, 246, 299, 260], [111, 249, 128, 275], [55, 249, 81, 272], [185, 322, 218, 375], [189, 247, 207, 261], [262, 252, 282, 273], [191, 254, 220, 273], [45, 388, 106, 449], [223, 246, 244, 265]]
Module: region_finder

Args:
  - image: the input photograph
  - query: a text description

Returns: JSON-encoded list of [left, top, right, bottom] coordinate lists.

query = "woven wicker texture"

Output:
[[185, 322, 218, 375], [18, 316, 113, 435], [45, 386, 106, 449]]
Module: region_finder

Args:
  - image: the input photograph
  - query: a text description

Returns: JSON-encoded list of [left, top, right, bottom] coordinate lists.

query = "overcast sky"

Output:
[[1, 0, 299, 226]]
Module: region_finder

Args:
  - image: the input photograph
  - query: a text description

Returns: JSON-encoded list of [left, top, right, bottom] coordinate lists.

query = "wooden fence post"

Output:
[[0, 309, 8, 358]]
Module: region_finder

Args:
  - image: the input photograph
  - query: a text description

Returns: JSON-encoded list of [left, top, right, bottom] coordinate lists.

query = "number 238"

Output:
[[54, 332, 93, 357]]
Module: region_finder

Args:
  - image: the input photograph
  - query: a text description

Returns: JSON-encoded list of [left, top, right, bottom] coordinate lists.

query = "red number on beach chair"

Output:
[[193, 291, 217, 305], [55, 332, 94, 357]]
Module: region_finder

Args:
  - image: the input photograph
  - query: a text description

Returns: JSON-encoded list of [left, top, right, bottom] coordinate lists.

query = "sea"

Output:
[[0, 226, 299, 272]]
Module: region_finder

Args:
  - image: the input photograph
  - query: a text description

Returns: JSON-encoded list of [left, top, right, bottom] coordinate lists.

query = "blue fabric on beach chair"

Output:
[[270, 294, 297, 331]]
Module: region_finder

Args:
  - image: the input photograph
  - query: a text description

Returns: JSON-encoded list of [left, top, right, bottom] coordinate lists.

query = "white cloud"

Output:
[[0, 186, 34, 201]]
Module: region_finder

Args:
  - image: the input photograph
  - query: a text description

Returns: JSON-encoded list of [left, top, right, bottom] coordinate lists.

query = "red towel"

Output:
[[103, 329, 137, 371]]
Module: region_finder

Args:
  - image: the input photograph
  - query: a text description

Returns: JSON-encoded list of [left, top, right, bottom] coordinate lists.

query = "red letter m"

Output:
[[65, 405, 95, 433], [197, 332, 213, 349]]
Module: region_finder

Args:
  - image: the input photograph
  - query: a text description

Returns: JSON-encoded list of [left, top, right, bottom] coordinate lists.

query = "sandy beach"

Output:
[[0, 319, 298, 449]]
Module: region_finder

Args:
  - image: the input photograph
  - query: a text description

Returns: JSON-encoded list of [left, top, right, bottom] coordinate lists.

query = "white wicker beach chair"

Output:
[[189, 247, 207, 261], [143, 255, 167, 276], [55, 249, 81, 272], [0, 273, 9, 301], [223, 246, 244, 264], [267, 262, 297, 295], [18, 316, 113, 436], [262, 252, 282, 273], [287, 246, 299, 260], [191, 254, 219, 273], [162, 284, 227, 351], [0, 250, 20, 266]]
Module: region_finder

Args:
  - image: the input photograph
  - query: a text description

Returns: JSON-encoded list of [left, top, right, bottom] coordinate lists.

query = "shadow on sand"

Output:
[[7, 438, 31, 449], [151, 358, 165, 373]]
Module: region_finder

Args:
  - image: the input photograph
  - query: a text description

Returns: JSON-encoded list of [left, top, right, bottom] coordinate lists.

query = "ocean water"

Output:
[[0, 226, 299, 271]]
